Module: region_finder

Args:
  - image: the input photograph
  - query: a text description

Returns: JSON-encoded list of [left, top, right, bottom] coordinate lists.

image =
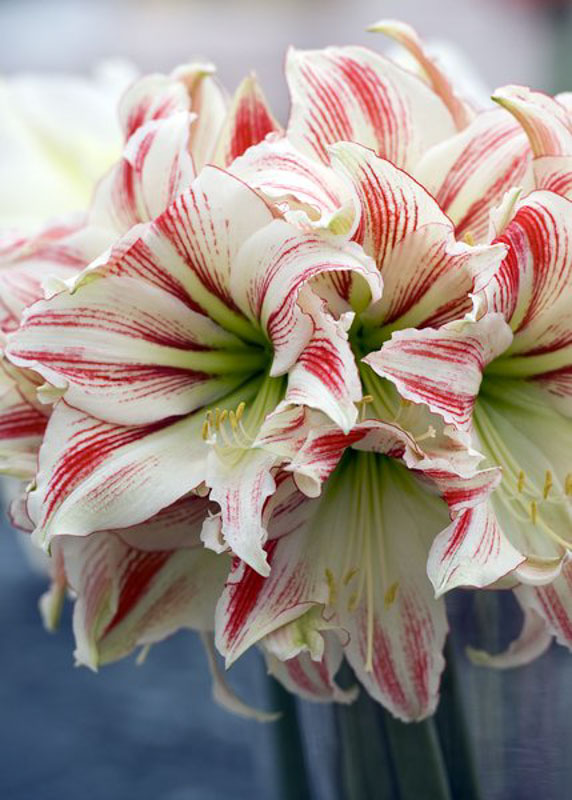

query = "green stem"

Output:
[[435, 640, 482, 800], [382, 713, 452, 800], [268, 678, 312, 800]]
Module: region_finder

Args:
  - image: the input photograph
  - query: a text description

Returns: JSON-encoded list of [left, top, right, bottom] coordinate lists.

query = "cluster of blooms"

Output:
[[2, 20, 572, 723]]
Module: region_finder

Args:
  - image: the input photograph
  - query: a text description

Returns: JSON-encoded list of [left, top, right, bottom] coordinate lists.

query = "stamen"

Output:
[[384, 582, 399, 609], [347, 592, 359, 612], [343, 567, 358, 586], [324, 568, 337, 607], [463, 231, 475, 246], [517, 470, 525, 493], [566, 473, 572, 496], [530, 500, 538, 525], [543, 470, 553, 500], [236, 402, 246, 421], [415, 425, 436, 443], [201, 420, 210, 441]]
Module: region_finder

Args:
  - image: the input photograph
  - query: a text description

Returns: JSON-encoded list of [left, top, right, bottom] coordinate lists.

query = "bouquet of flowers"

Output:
[[2, 19, 572, 735]]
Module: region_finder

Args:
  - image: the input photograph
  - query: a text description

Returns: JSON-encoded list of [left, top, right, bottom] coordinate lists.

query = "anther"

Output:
[[566, 473, 572, 496], [229, 410, 238, 430], [236, 402, 246, 421], [343, 568, 358, 586], [347, 592, 359, 612], [543, 470, 553, 500], [219, 409, 228, 427], [517, 470, 525, 493], [201, 420, 210, 440], [384, 582, 399, 609], [324, 568, 337, 606], [530, 500, 538, 525], [464, 231, 475, 246]]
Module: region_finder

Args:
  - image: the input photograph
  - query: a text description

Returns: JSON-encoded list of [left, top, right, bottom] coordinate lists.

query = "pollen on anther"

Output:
[[530, 500, 538, 524], [543, 470, 553, 500]]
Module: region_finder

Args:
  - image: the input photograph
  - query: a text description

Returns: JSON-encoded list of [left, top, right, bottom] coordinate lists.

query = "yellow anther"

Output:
[[214, 408, 221, 428], [347, 592, 359, 612], [343, 568, 358, 586], [324, 568, 337, 606], [229, 410, 238, 430], [201, 420, 210, 440], [530, 500, 538, 525], [464, 231, 476, 246], [384, 582, 399, 609], [543, 470, 553, 500], [517, 470, 525, 493], [401, 399, 412, 408], [219, 409, 228, 427], [236, 402, 246, 421], [361, 394, 374, 405], [565, 473, 572, 496]]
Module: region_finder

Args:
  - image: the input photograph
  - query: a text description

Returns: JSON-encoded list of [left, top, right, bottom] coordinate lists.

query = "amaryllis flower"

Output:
[[369, 187, 572, 596], [7, 165, 380, 577]]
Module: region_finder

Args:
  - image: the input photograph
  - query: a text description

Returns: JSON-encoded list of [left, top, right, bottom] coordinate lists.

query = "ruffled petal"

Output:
[[364, 315, 513, 431], [286, 45, 455, 171], [230, 218, 381, 376], [492, 85, 572, 158]]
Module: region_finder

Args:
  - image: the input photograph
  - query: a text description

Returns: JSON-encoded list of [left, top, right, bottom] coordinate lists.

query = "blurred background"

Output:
[[1, 1, 572, 798]]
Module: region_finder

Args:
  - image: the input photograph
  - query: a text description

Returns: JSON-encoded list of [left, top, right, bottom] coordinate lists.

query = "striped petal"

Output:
[[27, 401, 209, 548], [492, 85, 572, 158], [118, 72, 190, 138], [0, 363, 47, 478], [364, 314, 514, 431], [90, 112, 196, 234], [484, 192, 572, 405], [230, 136, 354, 230], [427, 501, 525, 595], [286, 45, 455, 171], [7, 273, 259, 425], [174, 64, 228, 170], [369, 19, 474, 130], [57, 497, 229, 668], [415, 109, 532, 243], [467, 602, 552, 669], [264, 631, 358, 704], [515, 559, 572, 651], [212, 74, 281, 168], [330, 142, 506, 330], [230, 218, 381, 376]]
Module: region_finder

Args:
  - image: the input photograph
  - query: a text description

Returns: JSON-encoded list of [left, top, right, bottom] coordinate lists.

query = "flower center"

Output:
[[475, 377, 572, 552]]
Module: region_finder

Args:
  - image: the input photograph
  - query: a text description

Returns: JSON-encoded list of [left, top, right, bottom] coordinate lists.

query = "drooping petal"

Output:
[[364, 314, 514, 431], [467, 602, 552, 669], [286, 45, 456, 171], [369, 19, 474, 130], [264, 631, 358, 704], [90, 112, 196, 234], [212, 74, 282, 168], [515, 559, 572, 650], [415, 109, 532, 243], [427, 501, 525, 595], [27, 401, 210, 548], [59, 498, 229, 668]]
